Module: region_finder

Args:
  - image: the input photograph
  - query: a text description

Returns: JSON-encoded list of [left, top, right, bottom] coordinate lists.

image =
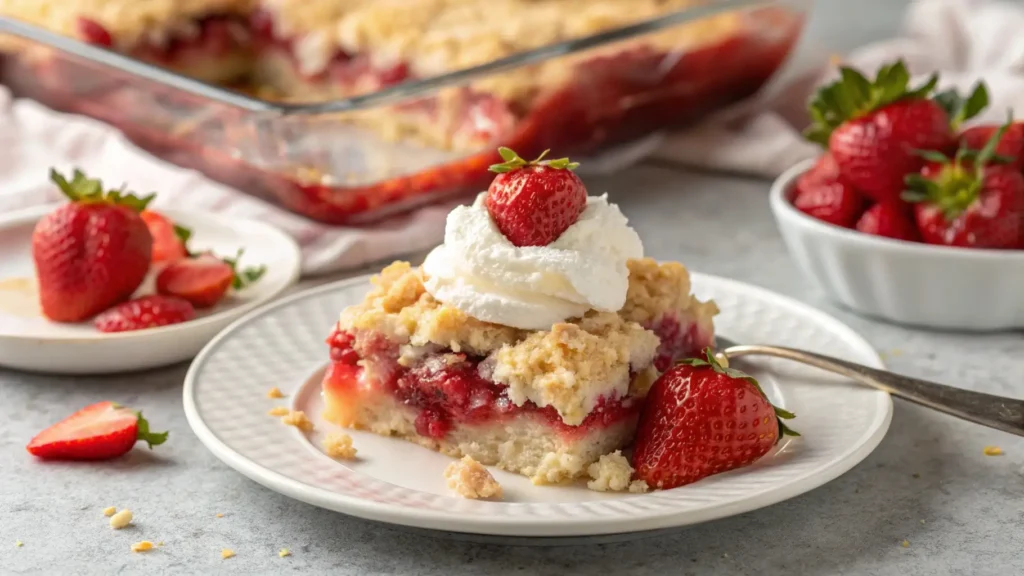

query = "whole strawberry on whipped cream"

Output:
[[422, 148, 643, 330]]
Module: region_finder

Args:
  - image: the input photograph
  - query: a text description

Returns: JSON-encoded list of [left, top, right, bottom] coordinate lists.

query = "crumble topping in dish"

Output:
[[3, 0, 253, 48], [444, 455, 503, 499]]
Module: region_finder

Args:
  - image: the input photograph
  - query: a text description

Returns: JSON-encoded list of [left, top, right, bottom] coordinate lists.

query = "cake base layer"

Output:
[[323, 382, 638, 485]]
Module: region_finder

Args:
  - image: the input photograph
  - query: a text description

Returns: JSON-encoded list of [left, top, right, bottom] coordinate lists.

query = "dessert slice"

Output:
[[322, 261, 715, 483], [321, 149, 716, 484], [1, 0, 254, 84]]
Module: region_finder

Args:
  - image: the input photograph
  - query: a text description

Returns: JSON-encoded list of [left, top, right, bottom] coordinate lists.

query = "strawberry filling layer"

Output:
[[76, 14, 252, 67], [323, 328, 638, 440], [647, 312, 715, 372]]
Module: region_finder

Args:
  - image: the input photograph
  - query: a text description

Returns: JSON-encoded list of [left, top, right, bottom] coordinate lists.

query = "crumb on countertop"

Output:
[[279, 548, 291, 558], [322, 433, 358, 460], [281, 410, 314, 432], [984, 446, 1004, 456], [266, 387, 285, 399], [103, 506, 117, 517], [221, 549, 236, 559], [268, 406, 290, 417], [15, 540, 23, 547], [109, 509, 133, 530], [444, 456, 502, 500], [216, 513, 224, 518], [131, 541, 154, 553], [901, 540, 910, 548]]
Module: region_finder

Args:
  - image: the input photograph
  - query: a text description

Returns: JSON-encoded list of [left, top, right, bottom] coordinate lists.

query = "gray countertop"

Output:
[[4, 1, 1024, 574]]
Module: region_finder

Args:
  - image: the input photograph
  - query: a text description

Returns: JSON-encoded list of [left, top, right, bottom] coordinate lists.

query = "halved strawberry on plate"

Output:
[[156, 250, 266, 308], [27, 401, 168, 461], [141, 210, 191, 264]]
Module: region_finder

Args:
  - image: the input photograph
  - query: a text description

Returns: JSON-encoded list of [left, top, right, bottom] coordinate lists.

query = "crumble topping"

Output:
[[266, 387, 285, 399], [339, 259, 715, 425], [281, 410, 314, 432], [444, 456, 503, 499], [530, 452, 586, 485], [109, 509, 133, 529], [621, 258, 719, 326], [1, 0, 252, 49], [492, 312, 658, 426], [322, 433, 358, 459]]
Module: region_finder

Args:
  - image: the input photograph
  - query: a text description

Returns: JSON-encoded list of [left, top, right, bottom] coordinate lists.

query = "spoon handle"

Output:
[[722, 344, 1024, 437]]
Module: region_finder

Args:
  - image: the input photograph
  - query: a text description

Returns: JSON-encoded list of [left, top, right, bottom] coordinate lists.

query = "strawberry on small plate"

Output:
[[0, 205, 300, 374]]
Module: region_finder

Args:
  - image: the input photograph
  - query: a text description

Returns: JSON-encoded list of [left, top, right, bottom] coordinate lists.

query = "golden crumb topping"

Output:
[[1, 0, 252, 48], [586, 450, 633, 492], [338, 259, 715, 426], [280, 410, 314, 432], [444, 456, 503, 499]]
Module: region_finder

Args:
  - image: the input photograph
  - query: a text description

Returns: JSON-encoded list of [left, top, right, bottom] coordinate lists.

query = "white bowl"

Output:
[[769, 158, 1024, 331]]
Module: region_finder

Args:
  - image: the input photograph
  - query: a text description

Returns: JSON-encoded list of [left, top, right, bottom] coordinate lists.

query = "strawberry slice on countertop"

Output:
[[26, 401, 168, 461], [156, 250, 266, 308], [631, 348, 798, 490]]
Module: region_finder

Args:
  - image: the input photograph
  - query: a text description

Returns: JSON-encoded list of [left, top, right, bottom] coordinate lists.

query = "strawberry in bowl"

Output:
[[770, 59, 1024, 330]]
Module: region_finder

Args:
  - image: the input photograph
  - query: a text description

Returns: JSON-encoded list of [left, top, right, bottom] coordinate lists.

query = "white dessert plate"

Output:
[[183, 272, 892, 540], [0, 204, 301, 374]]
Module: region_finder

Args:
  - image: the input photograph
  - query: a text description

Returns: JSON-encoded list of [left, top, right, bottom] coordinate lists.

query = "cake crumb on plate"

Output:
[[445, 456, 502, 499], [268, 406, 290, 417], [322, 433, 358, 459], [586, 451, 633, 492], [266, 387, 285, 399], [281, 410, 314, 432]]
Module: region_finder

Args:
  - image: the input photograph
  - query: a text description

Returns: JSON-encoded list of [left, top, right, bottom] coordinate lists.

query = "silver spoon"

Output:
[[715, 336, 1024, 437]]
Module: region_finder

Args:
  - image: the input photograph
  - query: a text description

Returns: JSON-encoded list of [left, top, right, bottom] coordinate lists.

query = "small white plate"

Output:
[[0, 205, 301, 374], [183, 272, 892, 539]]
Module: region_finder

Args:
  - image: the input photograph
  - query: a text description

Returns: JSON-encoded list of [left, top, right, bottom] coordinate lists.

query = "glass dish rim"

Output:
[[0, 0, 792, 117]]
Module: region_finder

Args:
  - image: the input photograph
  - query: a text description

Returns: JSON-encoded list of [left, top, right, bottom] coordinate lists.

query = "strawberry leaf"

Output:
[[487, 147, 580, 174], [804, 59, 941, 145], [49, 168, 155, 211], [134, 411, 169, 449], [223, 249, 267, 290], [911, 149, 950, 163]]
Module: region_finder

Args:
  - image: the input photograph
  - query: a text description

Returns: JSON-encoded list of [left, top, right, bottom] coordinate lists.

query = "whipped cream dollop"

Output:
[[422, 192, 643, 330]]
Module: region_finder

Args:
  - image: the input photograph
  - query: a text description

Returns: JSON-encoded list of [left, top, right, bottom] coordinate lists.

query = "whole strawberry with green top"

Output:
[[904, 118, 1024, 249], [33, 169, 154, 322], [631, 348, 798, 490], [805, 60, 988, 203], [486, 147, 586, 247]]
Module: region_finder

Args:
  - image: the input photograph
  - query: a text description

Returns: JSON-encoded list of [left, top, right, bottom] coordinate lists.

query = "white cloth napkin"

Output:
[[1, 0, 1019, 275]]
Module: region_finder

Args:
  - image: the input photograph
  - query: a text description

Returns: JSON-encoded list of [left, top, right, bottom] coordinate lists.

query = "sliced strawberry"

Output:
[[26, 401, 168, 461], [140, 210, 190, 264], [855, 203, 920, 241], [485, 148, 587, 247], [94, 295, 196, 333], [156, 251, 266, 308]]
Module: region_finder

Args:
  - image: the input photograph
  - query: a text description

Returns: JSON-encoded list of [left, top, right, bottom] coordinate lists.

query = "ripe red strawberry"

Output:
[[26, 401, 168, 461], [33, 169, 154, 322], [959, 122, 1024, 170], [141, 210, 190, 264], [855, 203, 920, 241], [631, 349, 798, 490], [156, 251, 266, 308], [485, 147, 587, 247], [905, 121, 1024, 249], [94, 295, 196, 333], [805, 61, 988, 203], [793, 154, 865, 227]]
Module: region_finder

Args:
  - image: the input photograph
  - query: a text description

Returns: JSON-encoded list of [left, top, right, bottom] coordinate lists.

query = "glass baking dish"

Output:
[[0, 0, 810, 224]]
